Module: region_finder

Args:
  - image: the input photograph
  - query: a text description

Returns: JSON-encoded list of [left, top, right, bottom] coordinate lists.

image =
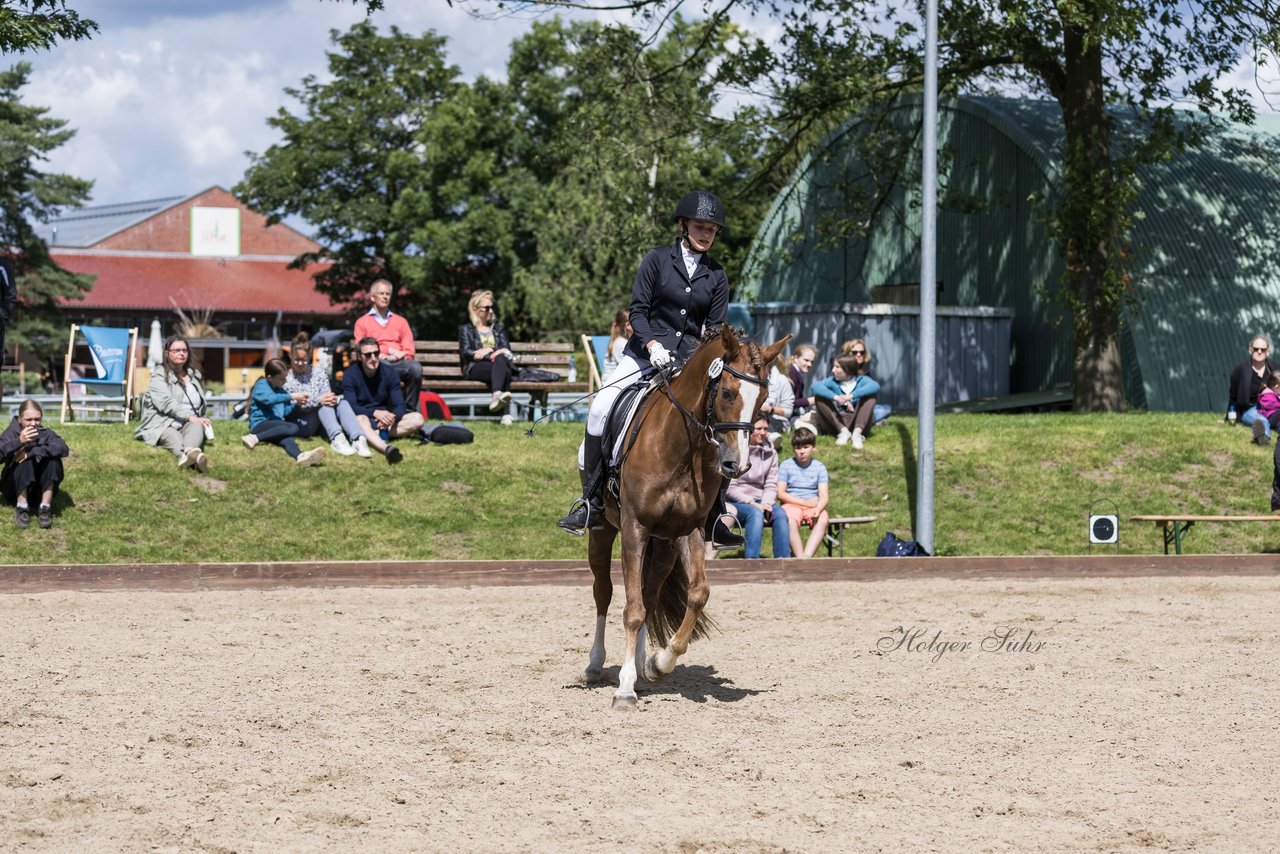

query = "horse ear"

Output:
[[720, 323, 740, 359], [760, 334, 793, 367]]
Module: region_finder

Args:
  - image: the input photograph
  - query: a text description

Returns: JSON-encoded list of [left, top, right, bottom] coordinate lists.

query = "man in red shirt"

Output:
[[352, 279, 422, 409]]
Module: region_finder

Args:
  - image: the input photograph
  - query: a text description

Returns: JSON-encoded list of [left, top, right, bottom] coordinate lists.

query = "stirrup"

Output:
[[557, 498, 590, 536], [710, 517, 745, 551]]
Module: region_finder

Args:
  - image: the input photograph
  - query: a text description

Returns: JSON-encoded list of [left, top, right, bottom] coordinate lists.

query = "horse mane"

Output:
[[683, 325, 765, 376]]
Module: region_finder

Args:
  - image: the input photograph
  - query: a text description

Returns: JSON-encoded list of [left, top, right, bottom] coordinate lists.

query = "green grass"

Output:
[[2, 412, 1275, 563]]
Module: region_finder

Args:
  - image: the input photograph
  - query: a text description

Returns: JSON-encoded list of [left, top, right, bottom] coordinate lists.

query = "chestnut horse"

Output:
[[585, 324, 791, 709]]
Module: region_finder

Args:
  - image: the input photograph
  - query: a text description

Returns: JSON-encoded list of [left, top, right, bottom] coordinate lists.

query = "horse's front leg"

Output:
[[585, 527, 616, 681], [646, 530, 710, 680], [613, 518, 648, 710]]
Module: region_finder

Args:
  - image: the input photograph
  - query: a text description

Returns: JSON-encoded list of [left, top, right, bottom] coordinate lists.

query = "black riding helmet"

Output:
[[672, 190, 727, 229]]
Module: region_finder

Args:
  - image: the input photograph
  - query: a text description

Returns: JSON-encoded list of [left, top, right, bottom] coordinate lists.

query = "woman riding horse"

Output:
[[583, 325, 791, 707], [556, 189, 744, 549]]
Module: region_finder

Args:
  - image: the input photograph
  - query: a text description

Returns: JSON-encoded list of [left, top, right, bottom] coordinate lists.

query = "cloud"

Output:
[[20, 0, 554, 208]]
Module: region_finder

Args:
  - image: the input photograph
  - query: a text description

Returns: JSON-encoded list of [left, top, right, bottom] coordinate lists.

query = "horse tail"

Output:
[[643, 542, 716, 648]]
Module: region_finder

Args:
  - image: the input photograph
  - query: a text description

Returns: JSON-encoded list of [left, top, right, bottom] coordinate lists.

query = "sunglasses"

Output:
[[1254, 347, 1270, 352], [479, 305, 495, 312], [360, 350, 381, 358], [850, 350, 866, 356]]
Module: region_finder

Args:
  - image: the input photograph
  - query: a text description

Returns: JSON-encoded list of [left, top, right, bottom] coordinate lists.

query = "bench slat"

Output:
[[1131, 515, 1280, 523], [403, 339, 590, 407]]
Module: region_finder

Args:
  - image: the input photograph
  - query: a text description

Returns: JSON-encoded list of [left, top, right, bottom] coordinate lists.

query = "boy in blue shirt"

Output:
[[777, 428, 830, 558]]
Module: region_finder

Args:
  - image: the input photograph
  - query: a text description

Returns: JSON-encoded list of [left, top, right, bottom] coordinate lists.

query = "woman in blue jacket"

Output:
[[556, 190, 738, 547], [241, 358, 326, 466], [811, 343, 881, 450]]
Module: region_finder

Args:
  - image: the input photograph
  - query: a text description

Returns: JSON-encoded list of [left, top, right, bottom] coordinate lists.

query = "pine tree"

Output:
[[0, 61, 94, 369]]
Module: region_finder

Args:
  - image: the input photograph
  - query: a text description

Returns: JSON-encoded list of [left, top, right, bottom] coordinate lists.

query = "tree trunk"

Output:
[[1059, 6, 1127, 412]]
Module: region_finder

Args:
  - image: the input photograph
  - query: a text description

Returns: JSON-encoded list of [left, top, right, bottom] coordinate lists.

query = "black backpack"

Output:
[[420, 423, 474, 445]]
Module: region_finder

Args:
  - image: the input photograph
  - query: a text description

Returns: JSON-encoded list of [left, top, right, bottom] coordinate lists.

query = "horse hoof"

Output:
[[611, 694, 638, 711], [643, 653, 669, 684], [583, 666, 605, 683]]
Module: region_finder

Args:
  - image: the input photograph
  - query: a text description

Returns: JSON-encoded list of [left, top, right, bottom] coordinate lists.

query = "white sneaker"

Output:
[[296, 447, 326, 467], [353, 436, 373, 458], [194, 450, 209, 473], [499, 413, 513, 426], [851, 431, 865, 450], [330, 434, 355, 456], [241, 433, 259, 450], [835, 429, 851, 446], [177, 449, 195, 469], [488, 390, 505, 412]]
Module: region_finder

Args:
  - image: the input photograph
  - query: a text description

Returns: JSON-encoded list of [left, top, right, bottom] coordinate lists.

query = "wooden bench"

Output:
[[823, 516, 878, 557], [709, 513, 875, 558], [1131, 514, 1280, 555], [414, 340, 591, 418]]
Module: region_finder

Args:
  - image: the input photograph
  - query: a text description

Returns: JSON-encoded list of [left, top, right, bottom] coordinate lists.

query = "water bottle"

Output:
[[204, 422, 216, 442], [1227, 404, 1237, 425], [568, 359, 577, 383]]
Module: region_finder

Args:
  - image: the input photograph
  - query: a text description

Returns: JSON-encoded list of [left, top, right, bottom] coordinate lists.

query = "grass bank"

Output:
[[1, 412, 1274, 564]]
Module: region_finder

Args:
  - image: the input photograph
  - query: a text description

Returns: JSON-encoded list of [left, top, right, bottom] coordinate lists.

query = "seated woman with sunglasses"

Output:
[[458, 290, 515, 417], [810, 340, 883, 450], [134, 335, 212, 472]]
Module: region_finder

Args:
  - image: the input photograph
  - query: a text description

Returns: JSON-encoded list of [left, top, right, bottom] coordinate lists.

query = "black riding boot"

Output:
[[557, 434, 607, 535], [706, 484, 746, 550]]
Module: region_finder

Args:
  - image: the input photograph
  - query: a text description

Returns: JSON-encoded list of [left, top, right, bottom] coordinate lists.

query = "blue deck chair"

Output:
[[581, 334, 612, 393], [60, 324, 140, 422]]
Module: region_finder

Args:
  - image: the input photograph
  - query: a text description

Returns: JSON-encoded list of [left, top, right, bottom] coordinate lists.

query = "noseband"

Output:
[[659, 355, 768, 446]]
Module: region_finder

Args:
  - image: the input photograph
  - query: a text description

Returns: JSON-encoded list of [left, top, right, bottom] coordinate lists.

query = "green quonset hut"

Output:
[[741, 94, 1280, 412]]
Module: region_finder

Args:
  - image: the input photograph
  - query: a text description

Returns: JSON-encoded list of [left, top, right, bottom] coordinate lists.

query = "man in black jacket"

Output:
[[1227, 334, 1278, 445]]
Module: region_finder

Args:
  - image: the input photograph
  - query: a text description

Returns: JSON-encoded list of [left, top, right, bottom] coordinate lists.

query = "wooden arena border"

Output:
[[2, 554, 1279, 593]]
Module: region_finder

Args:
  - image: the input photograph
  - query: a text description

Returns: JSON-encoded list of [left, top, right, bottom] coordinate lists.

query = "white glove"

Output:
[[648, 343, 674, 369]]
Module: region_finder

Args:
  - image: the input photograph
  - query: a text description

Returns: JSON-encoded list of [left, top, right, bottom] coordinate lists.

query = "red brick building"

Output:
[[42, 187, 348, 386]]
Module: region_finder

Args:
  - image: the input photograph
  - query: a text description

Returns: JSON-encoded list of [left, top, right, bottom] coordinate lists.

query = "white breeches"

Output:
[[587, 353, 646, 436]]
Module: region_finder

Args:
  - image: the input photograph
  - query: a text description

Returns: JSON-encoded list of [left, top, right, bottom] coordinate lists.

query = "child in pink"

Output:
[[1261, 372, 1280, 429]]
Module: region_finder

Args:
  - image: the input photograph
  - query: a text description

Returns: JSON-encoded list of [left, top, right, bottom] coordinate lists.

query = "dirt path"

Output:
[[2, 576, 1278, 851]]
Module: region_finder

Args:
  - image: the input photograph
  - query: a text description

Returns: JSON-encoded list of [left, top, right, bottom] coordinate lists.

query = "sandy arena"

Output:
[[2, 574, 1279, 851]]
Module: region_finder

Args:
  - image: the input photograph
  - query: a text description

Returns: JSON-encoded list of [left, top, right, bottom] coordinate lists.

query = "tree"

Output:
[[0, 61, 93, 368], [234, 22, 463, 329], [458, 0, 1279, 411], [0, 0, 97, 54], [243, 16, 778, 341], [486, 17, 778, 338]]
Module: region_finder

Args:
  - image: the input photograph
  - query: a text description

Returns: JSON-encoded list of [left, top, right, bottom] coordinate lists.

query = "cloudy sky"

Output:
[[22, 0, 576, 218], [17, 0, 1280, 237]]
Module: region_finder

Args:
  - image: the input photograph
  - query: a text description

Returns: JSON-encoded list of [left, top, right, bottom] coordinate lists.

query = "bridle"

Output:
[[657, 353, 767, 447]]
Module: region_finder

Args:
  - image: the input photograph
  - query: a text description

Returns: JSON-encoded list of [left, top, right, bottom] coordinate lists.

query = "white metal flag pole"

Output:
[[916, 0, 938, 553]]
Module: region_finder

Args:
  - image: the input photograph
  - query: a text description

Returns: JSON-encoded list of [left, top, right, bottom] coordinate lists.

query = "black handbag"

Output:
[[515, 366, 561, 383]]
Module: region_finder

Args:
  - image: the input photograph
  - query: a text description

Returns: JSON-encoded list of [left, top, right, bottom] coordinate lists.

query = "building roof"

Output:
[[35, 195, 188, 248], [744, 94, 1280, 412], [54, 250, 345, 316]]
